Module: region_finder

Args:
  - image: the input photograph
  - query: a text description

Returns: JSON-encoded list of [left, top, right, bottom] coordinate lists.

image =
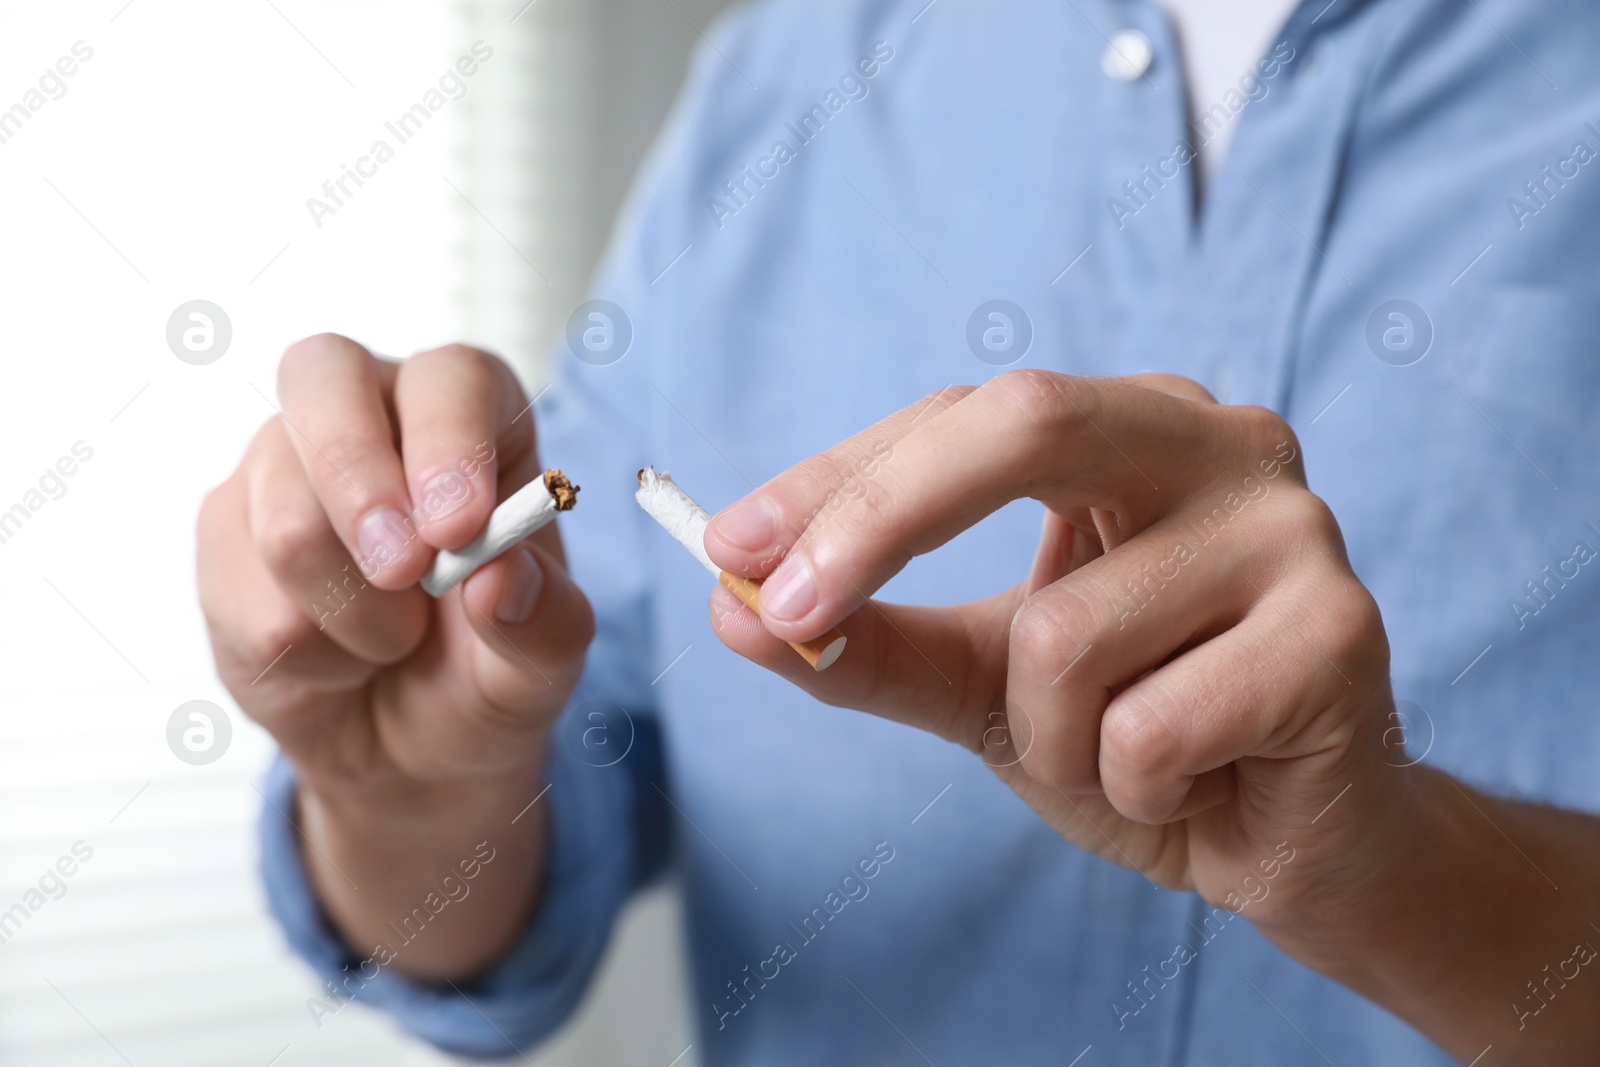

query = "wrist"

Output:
[[297, 750, 549, 837], [1259, 766, 1597, 1061], [1256, 763, 1442, 978], [293, 751, 551, 981]]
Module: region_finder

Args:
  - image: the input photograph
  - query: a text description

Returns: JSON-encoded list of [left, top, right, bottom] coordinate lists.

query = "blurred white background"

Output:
[[0, 1, 732, 1063]]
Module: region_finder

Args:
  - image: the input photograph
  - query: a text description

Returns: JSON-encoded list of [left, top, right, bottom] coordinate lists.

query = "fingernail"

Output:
[[713, 498, 778, 552], [495, 547, 544, 624], [419, 470, 473, 523], [761, 554, 817, 622], [357, 507, 412, 571]]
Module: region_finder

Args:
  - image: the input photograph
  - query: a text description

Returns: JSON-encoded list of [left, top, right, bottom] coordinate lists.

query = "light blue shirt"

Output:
[[261, 0, 1600, 1061]]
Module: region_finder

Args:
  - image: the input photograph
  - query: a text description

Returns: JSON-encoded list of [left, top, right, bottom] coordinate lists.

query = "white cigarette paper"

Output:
[[422, 470, 578, 597], [634, 467, 720, 576], [635, 466, 846, 671]]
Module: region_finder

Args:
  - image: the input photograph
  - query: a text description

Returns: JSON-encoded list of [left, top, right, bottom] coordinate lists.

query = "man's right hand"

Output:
[[196, 334, 593, 979]]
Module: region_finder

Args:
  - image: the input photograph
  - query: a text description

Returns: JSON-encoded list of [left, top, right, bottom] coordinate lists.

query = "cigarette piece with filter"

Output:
[[422, 469, 579, 597], [636, 466, 847, 671]]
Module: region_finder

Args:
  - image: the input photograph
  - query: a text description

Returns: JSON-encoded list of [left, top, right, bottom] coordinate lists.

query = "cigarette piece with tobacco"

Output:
[[422, 469, 579, 597], [636, 466, 847, 671]]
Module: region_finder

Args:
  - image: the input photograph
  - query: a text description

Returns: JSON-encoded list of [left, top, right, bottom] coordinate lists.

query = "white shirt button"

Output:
[[1102, 29, 1153, 81]]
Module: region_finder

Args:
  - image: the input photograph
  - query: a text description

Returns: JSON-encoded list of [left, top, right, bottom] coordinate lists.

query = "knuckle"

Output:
[[1010, 587, 1097, 667], [278, 332, 359, 384], [788, 450, 884, 539], [1131, 372, 1215, 404], [910, 384, 976, 421], [1270, 489, 1343, 549], [313, 432, 364, 475], [315, 434, 393, 507], [239, 604, 311, 671], [1310, 577, 1388, 670], [990, 368, 1086, 437], [242, 416, 291, 470], [1235, 404, 1302, 473], [409, 342, 494, 378], [257, 505, 333, 580], [1235, 403, 1290, 447], [1101, 689, 1183, 785]]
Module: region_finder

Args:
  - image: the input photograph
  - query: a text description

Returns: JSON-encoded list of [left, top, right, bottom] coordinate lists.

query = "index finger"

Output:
[[716, 370, 1262, 642], [704, 384, 973, 576]]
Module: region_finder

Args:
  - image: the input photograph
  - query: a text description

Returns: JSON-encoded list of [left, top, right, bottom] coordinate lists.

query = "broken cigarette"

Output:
[[635, 466, 847, 671], [422, 469, 578, 597]]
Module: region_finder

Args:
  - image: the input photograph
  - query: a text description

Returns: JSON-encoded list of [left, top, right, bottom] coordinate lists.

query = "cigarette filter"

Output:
[[422, 469, 578, 597], [636, 466, 847, 671]]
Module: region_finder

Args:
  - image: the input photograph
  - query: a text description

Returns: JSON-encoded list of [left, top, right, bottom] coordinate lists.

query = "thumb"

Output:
[[708, 583, 1014, 752], [447, 540, 594, 716]]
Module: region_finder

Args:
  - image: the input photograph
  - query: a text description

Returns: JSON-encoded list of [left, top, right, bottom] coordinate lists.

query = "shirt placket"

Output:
[[1167, 0, 1376, 412]]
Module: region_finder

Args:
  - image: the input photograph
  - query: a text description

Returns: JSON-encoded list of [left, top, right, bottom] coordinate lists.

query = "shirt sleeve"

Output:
[[251, 5, 768, 1051]]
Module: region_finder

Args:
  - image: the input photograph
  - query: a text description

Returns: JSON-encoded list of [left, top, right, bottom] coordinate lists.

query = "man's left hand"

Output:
[[704, 370, 1409, 934]]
